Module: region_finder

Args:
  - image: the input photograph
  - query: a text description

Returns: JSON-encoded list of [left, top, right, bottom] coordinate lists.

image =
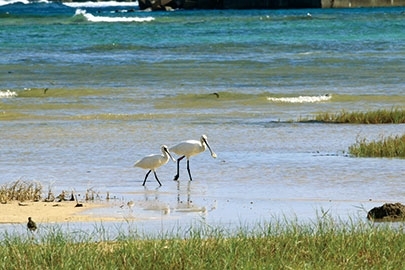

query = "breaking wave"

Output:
[[64, 1, 139, 8], [0, 0, 139, 7], [73, 9, 154, 23], [0, 0, 47, 6], [0, 90, 18, 98], [267, 94, 332, 103]]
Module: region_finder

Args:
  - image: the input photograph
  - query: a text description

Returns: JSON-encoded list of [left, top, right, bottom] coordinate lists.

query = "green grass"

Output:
[[298, 108, 405, 158], [1, 217, 405, 269], [349, 134, 405, 158], [308, 108, 405, 124]]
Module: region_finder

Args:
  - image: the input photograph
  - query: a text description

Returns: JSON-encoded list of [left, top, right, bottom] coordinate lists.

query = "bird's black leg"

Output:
[[187, 159, 192, 181], [142, 170, 152, 186], [153, 171, 162, 186], [174, 156, 185, 181]]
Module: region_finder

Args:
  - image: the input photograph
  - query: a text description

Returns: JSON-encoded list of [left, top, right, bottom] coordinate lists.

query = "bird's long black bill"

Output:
[[203, 138, 217, 158]]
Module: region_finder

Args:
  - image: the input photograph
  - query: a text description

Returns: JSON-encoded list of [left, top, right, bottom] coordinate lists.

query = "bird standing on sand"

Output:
[[170, 135, 217, 181], [27, 217, 37, 232], [134, 145, 174, 186]]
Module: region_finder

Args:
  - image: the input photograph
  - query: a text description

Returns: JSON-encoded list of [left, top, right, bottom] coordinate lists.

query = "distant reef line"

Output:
[[58, 0, 405, 10]]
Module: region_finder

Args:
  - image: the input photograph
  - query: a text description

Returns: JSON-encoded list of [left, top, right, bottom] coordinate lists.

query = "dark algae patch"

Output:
[[367, 203, 405, 221]]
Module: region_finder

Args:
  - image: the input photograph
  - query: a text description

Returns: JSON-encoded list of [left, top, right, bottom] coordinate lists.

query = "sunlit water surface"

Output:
[[1, 2, 404, 236]]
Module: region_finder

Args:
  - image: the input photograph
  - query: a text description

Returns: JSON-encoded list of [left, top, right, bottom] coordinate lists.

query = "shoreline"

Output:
[[0, 200, 119, 224], [0, 196, 397, 225]]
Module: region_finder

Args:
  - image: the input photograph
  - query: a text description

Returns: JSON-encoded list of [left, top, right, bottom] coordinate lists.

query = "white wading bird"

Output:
[[134, 145, 174, 186], [169, 135, 217, 181]]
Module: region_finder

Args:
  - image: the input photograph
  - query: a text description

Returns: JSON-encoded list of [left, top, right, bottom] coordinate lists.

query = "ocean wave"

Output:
[[74, 8, 154, 23], [0, 0, 48, 6], [0, 0, 139, 7], [267, 94, 332, 103], [64, 1, 139, 8], [0, 90, 18, 98]]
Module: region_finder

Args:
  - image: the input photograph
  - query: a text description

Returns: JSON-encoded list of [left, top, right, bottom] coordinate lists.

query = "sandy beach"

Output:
[[0, 200, 115, 224]]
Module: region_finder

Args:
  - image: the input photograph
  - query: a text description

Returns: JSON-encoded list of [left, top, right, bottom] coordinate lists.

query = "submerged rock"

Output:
[[367, 202, 405, 221]]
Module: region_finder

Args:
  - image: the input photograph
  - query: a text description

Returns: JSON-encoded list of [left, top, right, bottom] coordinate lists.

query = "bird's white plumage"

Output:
[[134, 145, 174, 186], [170, 134, 217, 159], [170, 135, 216, 181], [134, 145, 173, 170]]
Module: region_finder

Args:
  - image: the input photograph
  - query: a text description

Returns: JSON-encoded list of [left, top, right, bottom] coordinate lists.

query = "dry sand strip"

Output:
[[0, 201, 119, 224]]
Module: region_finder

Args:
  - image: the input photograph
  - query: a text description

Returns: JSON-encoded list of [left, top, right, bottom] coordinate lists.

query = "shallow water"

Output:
[[0, 2, 404, 235]]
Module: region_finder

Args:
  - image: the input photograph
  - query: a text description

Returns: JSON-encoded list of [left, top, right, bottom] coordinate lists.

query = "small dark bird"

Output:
[[27, 217, 37, 232]]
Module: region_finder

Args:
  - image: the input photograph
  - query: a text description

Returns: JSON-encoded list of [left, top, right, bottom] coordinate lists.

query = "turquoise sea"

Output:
[[1, 1, 404, 235]]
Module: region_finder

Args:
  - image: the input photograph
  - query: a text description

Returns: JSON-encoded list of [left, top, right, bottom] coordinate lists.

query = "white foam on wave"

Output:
[[267, 94, 332, 103], [0, 90, 18, 98], [0, 0, 50, 6], [0, 0, 139, 7], [74, 9, 154, 23], [65, 1, 139, 8]]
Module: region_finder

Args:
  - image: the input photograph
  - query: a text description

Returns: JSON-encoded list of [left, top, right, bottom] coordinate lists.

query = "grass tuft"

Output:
[[0, 180, 42, 203], [0, 180, 110, 204], [349, 134, 405, 158], [308, 108, 405, 124]]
